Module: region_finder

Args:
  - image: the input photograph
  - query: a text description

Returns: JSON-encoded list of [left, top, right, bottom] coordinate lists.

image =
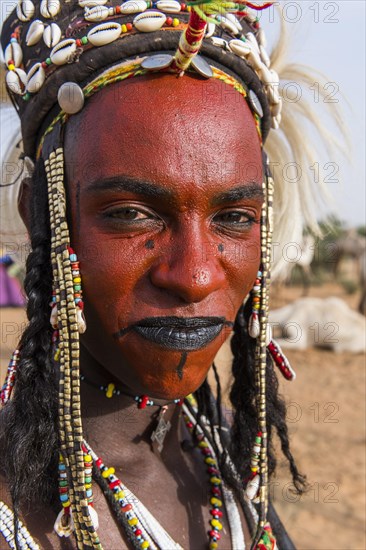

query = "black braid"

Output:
[[1, 158, 59, 510], [229, 298, 306, 493]]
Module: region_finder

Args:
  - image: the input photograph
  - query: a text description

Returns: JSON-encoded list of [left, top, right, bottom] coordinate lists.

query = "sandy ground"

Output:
[[1, 282, 365, 550]]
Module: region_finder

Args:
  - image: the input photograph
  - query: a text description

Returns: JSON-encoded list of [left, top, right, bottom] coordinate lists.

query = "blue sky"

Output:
[[1, 1, 365, 226]]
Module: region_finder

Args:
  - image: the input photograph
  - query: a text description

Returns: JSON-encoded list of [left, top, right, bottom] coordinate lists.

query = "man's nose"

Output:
[[149, 230, 226, 304]]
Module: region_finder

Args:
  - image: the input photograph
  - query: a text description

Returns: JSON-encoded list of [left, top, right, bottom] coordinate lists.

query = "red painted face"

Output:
[[64, 73, 263, 399]]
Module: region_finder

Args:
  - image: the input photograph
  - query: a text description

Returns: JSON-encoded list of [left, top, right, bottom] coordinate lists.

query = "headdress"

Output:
[[0, 1, 339, 548]]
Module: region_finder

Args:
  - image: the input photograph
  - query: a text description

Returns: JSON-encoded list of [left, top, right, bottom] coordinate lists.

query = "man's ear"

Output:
[[17, 178, 32, 232]]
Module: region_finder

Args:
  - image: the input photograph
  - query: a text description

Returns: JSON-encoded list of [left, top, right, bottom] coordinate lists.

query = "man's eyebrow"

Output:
[[84, 176, 174, 199], [212, 183, 264, 206]]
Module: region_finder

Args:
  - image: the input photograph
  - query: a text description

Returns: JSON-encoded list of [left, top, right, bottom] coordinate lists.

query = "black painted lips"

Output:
[[132, 317, 226, 351]]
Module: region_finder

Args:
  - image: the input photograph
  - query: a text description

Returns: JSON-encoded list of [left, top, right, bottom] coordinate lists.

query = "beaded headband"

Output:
[[2, 0, 281, 157]]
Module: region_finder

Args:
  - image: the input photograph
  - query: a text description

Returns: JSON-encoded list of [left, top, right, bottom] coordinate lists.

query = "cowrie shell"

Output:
[[271, 115, 280, 130], [5, 42, 23, 67], [156, 0, 181, 13], [271, 97, 282, 117], [6, 68, 27, 95], [259, 64, 273, 86], [246, 475, 260, 500], [133, 11, 166, 32], [50, 39, 77, 65], [257, 27, 267, 48], [217, 15, 239, 36], [270, 69, 280, 85], [87, 22, 121, 46], [84, 5, 110, 21], [247, 48, 262, 71], [225, 13, 242, 33], [26, 62, 46, 94], [205, 22, 216, 38], [246, 32, 260, 54], [228, 39, 252, 58], [16, 0, 35, 22], [79, 0, 108, 6], [26, 19, 45, 46], [40, 0, 61, 18], [43, 23, 62, 48], [210, 36, 228, 49], [259, 45, 270, 68], [120, 0, 148, 14], [267, 83, 280, 105]]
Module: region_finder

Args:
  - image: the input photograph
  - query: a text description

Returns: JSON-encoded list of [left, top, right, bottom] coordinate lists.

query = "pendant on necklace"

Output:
[[151, 405, 171, 454]]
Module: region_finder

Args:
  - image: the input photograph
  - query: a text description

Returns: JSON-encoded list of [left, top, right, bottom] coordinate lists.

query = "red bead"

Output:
[[211, 487, 221, 497], [208, 467, 219, 475], [11, 33, 17, 39], [138, 395, 149, 409], [109, 480, 120, 489], [209, 530, 221, 540], [96, 458, 103, 468], [126, 23, 133, 31], [181, 2, 186, 9], [135, 529, 142, 536], [210, 509, 223, 518], [41, 61, 48, 69], [187, 421, 193, 429], [121, 503, 132, 513], [166, 17, 172, 25], [115, 5, 121, 13], [76, 39, 82, 47]]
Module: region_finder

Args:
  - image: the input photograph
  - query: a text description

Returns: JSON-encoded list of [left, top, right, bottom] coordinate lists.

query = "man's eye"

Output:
[[107, 207, 151, 221], [214, 211, 255, 225]]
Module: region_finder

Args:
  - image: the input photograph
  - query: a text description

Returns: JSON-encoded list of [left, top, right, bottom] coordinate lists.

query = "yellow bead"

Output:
[[141, 542, 149, 549], [251, 466, 259, 473], [205, 457, 216, 465], [102, 467, 115, 478], [121, 24, 127, 33], [84, 454, 92, 462], [73, 277, 81, 283], [210, 497, 222, 507], [62, 500, 71, 508], [106, 383, 115, 398], [117, 490, 125, 499], [172, 18, 179, 26], [85, 483, 92, 489], [210, 519, 223, 530], [128, 517, 138, 526], [8, 64, 15, 71], [198, 441, 208, 448], [210, 544, 218, 549], [210, 476, 221, 485], [54, 349, 60, 361]]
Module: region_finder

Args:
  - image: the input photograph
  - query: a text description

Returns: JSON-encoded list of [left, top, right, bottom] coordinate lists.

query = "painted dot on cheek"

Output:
[[145, 240, 155, 250], [218, 244, 224, 253]]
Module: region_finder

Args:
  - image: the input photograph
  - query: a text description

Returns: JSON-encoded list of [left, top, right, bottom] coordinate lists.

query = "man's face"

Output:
[[64, 73, 263, 399]]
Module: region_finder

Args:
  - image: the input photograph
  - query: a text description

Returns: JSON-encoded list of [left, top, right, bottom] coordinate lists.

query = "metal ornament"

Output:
[[57, 82, 85, 114], [248, 89, 263, 118], [141, 54, 173, 71], [151, 406, 171, 453], [191, 55, 213, 79]]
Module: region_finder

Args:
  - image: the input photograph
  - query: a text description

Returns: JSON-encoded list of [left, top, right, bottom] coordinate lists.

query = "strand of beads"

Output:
[[84, 443, 153, 550], [248, 270, 262, 338], [69, 247, 87, 334], [245, 432, 262, 503], [0, 501, 40, 550], [54, 450, 99, 538], [182, 404, 224, 550], [0, 349, 20, 405], [135, 394, 182, 409]]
